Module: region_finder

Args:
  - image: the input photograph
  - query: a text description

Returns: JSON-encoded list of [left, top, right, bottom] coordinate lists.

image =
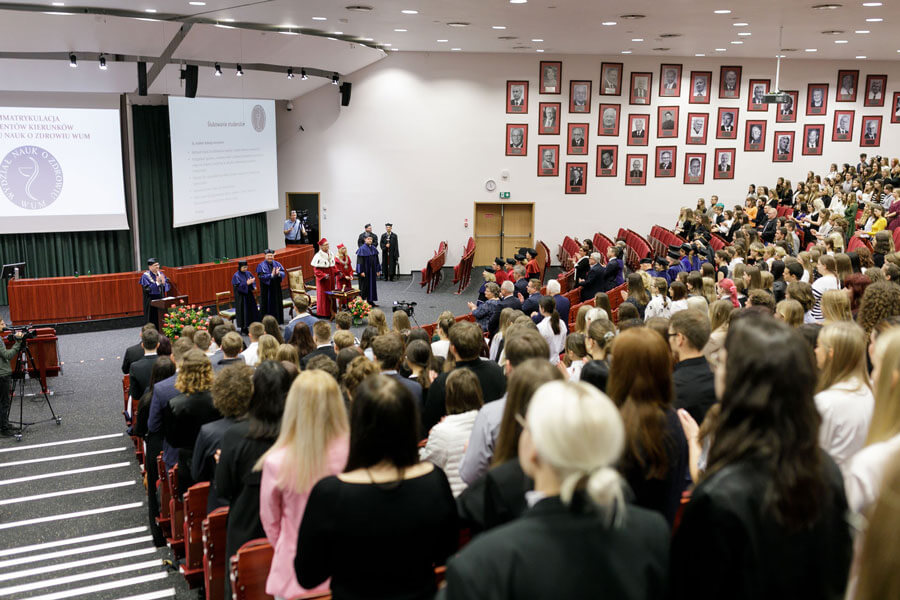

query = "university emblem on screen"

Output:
[[251, 104, 266, 132], [0, 145, 64, 210]]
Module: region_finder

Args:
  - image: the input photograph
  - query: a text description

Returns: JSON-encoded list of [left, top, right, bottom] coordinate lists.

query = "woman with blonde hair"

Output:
[[392, 309, 411, 333], [855, 453, 900, 600], [275, 343, 301, 370], [257, 333, 280, 363], [367, 308, 389, 336], [814, 322, 874, 470], [573, 304, 592, 335], [833, 253, 852, 286], [258, 370, 349, 599], [703, 299, 734, 369], [775, 299, 804, 327], [797, 251, 815, 282], [821, 289, 852, 323], [489, 309, 514, 361]]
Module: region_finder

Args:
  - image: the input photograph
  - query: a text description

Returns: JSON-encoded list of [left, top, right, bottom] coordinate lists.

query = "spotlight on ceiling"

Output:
[[98, 54, 107, 70], [69, 53, 77, 67], [301, 69, 308, 80], [214, 62, 222, 76], [236, 64, 243, 76], [287, 67, 294, 79], [332, 73, 339, 85]]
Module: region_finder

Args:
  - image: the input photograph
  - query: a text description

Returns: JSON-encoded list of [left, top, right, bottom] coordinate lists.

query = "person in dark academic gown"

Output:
[[140, 258, 171, 326], [379, 223, 400, 281], [356, 235, 382, 304], [310, 238, 336, 318], [232, 260, 261, 334], [256, 250, 285, 324], [357, 223, 374, 247]]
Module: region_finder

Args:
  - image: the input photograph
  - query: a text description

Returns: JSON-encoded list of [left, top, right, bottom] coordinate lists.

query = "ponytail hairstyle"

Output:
[[525, 381, 625, 526], [718, 278, 740, 308], [540, 296, 561, 335]]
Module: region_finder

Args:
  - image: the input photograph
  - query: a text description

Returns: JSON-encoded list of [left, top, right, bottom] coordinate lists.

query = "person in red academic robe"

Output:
[[525, 248, 541, 279], [493, 257, 509, 286], [334, 244, 355, 291], [310, 238, 336, 318]]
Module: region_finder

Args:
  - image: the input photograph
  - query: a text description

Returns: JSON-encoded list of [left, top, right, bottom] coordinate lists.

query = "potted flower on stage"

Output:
[[163, 300, 210, 339], [347, 297, 371, 326]]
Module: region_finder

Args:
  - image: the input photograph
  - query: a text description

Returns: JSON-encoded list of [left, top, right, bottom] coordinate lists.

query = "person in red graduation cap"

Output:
[[310, 238, 336, 318], [334, 244, 355, 291]]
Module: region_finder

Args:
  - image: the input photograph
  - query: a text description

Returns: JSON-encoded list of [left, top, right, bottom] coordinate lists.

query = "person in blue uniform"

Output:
[[356, 235, 382, 305], [232, 260, 261, 334], [649, 257, 672, 284], [679, 244, 693, 272], [256, 250, 285, 324], [140, 258, 171, 326], [666, 248, 685, 280]]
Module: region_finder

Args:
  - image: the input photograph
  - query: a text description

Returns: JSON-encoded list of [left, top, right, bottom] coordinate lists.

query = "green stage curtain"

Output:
[[132, 105, 268, 268]]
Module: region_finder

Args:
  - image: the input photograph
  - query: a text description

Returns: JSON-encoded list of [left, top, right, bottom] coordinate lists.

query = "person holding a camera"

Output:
[[0, 319, 25, 436], [283, 210, 307, 246]]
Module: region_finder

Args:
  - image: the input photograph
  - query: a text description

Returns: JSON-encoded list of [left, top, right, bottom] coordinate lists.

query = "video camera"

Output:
[[392, 301, 417, 317], [1, 325, 37, 342]]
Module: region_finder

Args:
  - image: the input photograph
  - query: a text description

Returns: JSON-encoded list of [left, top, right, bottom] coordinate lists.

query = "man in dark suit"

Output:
[[569, 167, 583, 186], [661, 111, 675, 130], [658, 151, 673, 171], [669, 311, 717, 424], [518, 279, 544, 317], [719, 112, 734, 132], [576, 252, 606, 302], [717, 154, 731, 173], [864, 121, 878, 140], [301, 321, 337, 368], [511, 265, 529, 299], [498, 281, 523, 313], [631, 119, 646, 138], [379, 223, 399, 281], [372, 333, 423, 409], [213, 331, 245, 373], [570, 127, 585, 147], [122, 323, 158, 375], [760, 206, 778, 243], [357, 223, 374, 247], [629, 159, 644, 178], [128, 328, 160, 403]]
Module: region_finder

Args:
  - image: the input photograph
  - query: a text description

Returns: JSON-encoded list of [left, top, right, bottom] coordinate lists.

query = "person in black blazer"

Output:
[[497, 282, 523, 313], [301, 321, 337, 368], [439, 380, 669, 600], [577, 253, 606, 302], [518, 279, 543, 317], [759, 206, 778, 244], [128, 328, 161, 403], [371, 333, 423, 409], [122, 324, 158, 375], [574, 250, 591, 284]]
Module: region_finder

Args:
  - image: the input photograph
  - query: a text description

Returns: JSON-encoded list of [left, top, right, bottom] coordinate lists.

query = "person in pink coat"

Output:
[[257, 370, 350, 599]]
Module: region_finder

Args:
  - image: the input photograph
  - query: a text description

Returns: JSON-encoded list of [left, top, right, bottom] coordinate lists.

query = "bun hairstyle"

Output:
[[525, 381, 626, 526]]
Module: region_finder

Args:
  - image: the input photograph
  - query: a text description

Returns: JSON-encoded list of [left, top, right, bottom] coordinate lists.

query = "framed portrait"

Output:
[[657, 106, 679, 139], [716, 107, 739, 140], [539, 61, 562, 94], [655, 146, 677, 178], [719, 66, 742, 99], [775, 91, 799, 123], [748, 79, 770, 111], [833, 110, 855, 141], [506, 80, 528, 114], [538, 102, 561, 135], [565, 162, 587, 194], [625, 154, 648, 186], [801, 124, 825, 156], [600, 62, 623, 96], [892, 93, 900, 124], [596, 145, 618, 177], [505, 123, 528, 156], [713, 148, 735, 180], [569, 80, 592, 113], [836, 70, 859, 103], [772, 131, 795, 163], [659, 64, 682, 97], [627, 114, 650, 146], [807, 83, 829, 116], [629, 72, 652, 105], [864, 74, 887, 107], [689, 71, 712, 104], [598, 103, 621, 136], [684, 153, 706, 185], [567, 123, 589, 155], [537, 145, 560, 177], [860, 115, 883, 147], [744, 120, 767, 152], [686, 112, 708, 145]]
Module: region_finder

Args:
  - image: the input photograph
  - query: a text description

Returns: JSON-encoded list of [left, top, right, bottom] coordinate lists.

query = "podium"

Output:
[[150, 295, 189, 331]]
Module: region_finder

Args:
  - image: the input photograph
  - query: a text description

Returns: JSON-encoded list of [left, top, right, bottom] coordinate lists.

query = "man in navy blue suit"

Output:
[[372, 333, 422, 410]]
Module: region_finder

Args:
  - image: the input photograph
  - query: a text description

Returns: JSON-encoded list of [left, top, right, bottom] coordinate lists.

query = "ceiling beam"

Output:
[[144, 22, 193, 91]]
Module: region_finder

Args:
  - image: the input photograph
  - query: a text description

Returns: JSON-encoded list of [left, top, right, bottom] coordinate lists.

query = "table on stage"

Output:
[[326, 289, 360, 316]]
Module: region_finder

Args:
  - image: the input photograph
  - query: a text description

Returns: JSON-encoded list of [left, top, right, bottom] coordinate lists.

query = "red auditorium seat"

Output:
[[203, 507, 229, 600], [709, 235, 727, 251], [893, 228, 900, 249], [847, 234, 873, 252], [156, 454, 172, 532], [229, 538, 274, 600], [182, 482, 210, 586], [168, 465, 185, 557]]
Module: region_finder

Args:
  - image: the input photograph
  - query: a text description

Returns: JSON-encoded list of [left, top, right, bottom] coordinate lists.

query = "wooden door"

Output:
[[474, 203, 502, 266], [501, 203, 534, 257]]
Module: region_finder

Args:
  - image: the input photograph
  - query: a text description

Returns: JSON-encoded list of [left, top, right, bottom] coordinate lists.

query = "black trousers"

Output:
[[0, 375, 11, 430], [383, 254, 397, 280]]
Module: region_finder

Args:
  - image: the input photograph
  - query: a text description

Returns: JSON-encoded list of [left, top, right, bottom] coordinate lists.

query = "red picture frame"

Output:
[[892, 93, 900, 124], [538, 102, 561, 135], [655, 146, 677, 178], [537, 144, 559, 177], [772, 131, 795, 163], [686, 112, 708, 145], [713, 148, 735, 180], [627, 114, 650, 146], [836, 70, 859, 103], [860, 115, 883, 147], [565, 162, 587, 194], [600, 62, 623, 96], [744, 120, 767, 152], [567, 123, 589, 155], [596, 145, 618, 177], [801, 124, 824, 156], [684, 153, 706, 184], [689, 71, 712, 104], [625, 154, 647, 185], [629, 72, 652, 105], [505, 123, 528, 156], [719, 66, 742, 99], [864, 74, 887, 107], [807, 83, 829, 116], [657, 106, 679, 139], [569, 80, 592, 114], [748, 79, 770, 111], [506, 80, 528, 114], [598, 103, 621, 136], [716, 107, 738, 140], [659, 64, 682, 98], [775, 91, 799, 123], [833, 110, 855, 141], [539, 61, 562, 95]]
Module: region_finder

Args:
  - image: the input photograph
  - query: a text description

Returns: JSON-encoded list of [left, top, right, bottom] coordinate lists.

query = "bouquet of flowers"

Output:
[[162, 300, 210, 339], [347, 296, 371, 324]]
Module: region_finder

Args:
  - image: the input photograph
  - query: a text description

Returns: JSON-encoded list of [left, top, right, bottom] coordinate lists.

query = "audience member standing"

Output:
[[283, 210, 306, 245], [310, 239, 336, 318], [122, 323, 157, 375], [257, 250, 286, 325], [536, 297, 567, 364], [128, 328, 160, 404], [669, 310, 717, 424], [811, 255, 840, 323], [379, 223, 399, 281]]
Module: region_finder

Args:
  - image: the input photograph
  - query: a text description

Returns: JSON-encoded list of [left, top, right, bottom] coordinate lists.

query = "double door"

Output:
[[473, 203, 534, 266]]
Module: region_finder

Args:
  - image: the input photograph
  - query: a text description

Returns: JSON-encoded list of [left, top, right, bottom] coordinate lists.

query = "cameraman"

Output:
[[0, 318, 25, 437]]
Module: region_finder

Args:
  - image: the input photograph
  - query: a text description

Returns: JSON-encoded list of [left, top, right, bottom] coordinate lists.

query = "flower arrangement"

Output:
[[162, 300, 210, 339], [347, 297, 371, 324]]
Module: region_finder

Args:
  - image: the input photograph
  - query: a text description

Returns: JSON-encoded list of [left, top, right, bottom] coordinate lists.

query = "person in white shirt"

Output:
[[240, 321, 264, 366], [810, 256, 840, 323], [644, 277, 672, 321], [563, 333, 588, 381], [814, 322, 875, 471], [431, 316, 453, 359], [536, 297, 567, 364]]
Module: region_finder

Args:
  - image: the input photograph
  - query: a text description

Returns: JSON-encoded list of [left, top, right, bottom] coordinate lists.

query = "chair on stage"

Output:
[[215, 291, 237, 321], [287, 266, 318, 315]]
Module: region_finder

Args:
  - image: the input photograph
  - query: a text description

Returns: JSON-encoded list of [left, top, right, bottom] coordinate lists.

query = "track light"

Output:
[[98, 54, 107, 70], [236, 64, 243, 76], [69, 53, 77, 68], [214, 62, 222, 76], [301, 69, 308, 80], [287, 67, 294, 79], [331, 73, 339, 85]]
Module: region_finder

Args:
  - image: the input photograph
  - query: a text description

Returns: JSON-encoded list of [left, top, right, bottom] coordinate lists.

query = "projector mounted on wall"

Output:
[[763, 91, 791, 104]]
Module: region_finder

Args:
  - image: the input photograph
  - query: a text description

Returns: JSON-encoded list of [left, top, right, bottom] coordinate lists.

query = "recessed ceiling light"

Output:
[[695, 53, 705, 56], [714, 9, 731, 14], [731, 40, 743, 44], [327, 37, 338, 41], [856, 55, 867, 58], [863, 2, 883, 5], [391, 48, 399, 51], [401, 9, 418, 14], [621, 50, 632, 54], [492, 25, 507, 29], [536, 49, 544, 53], [279, 30, 299, 35], [835, 39, 849, 43], [805, 48, 818, 51], [631, 38, 644, 41], [145, 8, 157, 12], [215, 23, 235, 28], [311, 16, 327, 21], [866, 17, 883, 21], [333, 31, 343, 34], [394, 28, 407, 32], [361, 37, 373, 41], [532, 38, 543, 42], [856, 29, 870, 33], [738, 32, 752, 36], [733, 22, 748, 26], [447, 22, 469, 27], [189, 1, 206, 5], [135, 16, 159, 20], [715, 48, 727, 51], [51, 1, 65, 5], [509, 0, 527, 4], [451, 47, 462, 51], [436, 39, 448, 42], [602, 21, 617, 26], [221, 18, 235, 22], [775, 54, 785, 58], [280, 23, 299, 28]]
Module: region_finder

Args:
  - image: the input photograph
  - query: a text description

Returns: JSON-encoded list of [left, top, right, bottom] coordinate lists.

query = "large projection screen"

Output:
[[168, 97, 278, 228], [0, 106, 128, 234]]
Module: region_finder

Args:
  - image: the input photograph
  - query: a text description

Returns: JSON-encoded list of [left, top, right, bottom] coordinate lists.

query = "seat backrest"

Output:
[[184, 482, 211, 572], [230, 538, 275, 600], [203, 507, 230, 600], [287, 266, 306, 293], [608, 282, 627, 311], [893, 227, 900, 249]]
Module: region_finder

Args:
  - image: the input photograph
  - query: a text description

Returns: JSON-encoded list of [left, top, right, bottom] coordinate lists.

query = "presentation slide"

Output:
[[168, 97, 278, 228], [0, 107, 128, 234]]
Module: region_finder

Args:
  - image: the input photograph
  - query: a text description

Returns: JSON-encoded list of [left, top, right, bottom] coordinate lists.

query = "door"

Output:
[[473, 203, 535, 265], [286, 193, 320, 246]]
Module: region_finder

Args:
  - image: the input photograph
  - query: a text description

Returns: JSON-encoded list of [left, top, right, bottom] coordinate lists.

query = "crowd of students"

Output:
[[119, 154, 900, 600]]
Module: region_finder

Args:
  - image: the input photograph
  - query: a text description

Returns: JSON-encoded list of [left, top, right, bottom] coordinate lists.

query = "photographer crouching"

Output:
[[0, 318, 25, 437]]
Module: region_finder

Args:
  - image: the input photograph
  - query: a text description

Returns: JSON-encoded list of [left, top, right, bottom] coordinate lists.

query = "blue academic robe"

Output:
[[140, 270, 171, 324], [648, 268, 671, 284], [231, 270, 261, 331], [680, 257, 692, 272], [256, 259, 285, 324], [356, 244, 381, 302], [667, 263, 684, 281]]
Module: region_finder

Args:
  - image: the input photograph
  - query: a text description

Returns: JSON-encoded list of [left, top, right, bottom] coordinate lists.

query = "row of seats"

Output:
[[452, 238, 476, 294], [648, 226, 687, 259], [419, 241, 448, 293], [566, 282, 628, 328], [616, 228, 653, 272]]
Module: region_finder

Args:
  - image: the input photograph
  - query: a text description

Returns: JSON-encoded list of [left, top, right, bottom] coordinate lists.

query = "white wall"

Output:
[[273, 52, 900, 270]]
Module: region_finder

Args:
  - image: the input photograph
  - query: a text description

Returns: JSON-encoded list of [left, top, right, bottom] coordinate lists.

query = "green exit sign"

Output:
[[499, 192, 510, 199]]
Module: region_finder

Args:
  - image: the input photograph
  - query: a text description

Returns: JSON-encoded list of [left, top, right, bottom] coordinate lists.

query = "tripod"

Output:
[[8, 340, 60, 442]]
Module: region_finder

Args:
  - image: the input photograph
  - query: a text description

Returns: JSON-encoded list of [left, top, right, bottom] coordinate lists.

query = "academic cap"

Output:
[[640, 258, 652, 264], [484, 266, 496, 273], [654, 256, 668, 267], [494, 257, 505, 266], [318, 238, 328, 246], [667, 249, 681, 259], [264, 249, 275, 254], [385, 222, 393, 227], [238, 260, 248, 268], [668, 244, 682, 253], [515, 253, 525, 261], [364, 223, 371, 228], [506, 258, 516, 266], [147, 258, 159, 266], [680, 244, 691, 253]]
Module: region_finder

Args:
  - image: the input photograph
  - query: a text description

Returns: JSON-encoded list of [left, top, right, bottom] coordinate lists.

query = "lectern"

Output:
[[150, 295, 189, 331]]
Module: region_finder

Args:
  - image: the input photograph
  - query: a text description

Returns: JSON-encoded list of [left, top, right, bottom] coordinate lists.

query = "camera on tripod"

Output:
[[1, 325, 37, 342], [392, 301, 417, 317]]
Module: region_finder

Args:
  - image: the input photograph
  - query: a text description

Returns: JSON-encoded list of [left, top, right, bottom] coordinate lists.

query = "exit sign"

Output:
[[499, 192, 510, 199]]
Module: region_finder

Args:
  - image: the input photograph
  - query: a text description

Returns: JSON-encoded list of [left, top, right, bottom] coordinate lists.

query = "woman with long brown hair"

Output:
[[622, 272, 650, 320]]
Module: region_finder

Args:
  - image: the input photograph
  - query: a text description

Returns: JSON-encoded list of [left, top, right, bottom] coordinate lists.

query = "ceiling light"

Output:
[[714, 9, 731, 14], [451, 47, 462, 51], [189, 1, 206, 5], [144, 8, 157, 13], [51, 1, 65, 5], [394, 28, 407, 32], [509, 0, 528, 4], [863, 2, 883, 5], [220, 18, 235, 22], [602, 21, 617, 26], [436, 39, 448, 42], [857, 55, 867, 58], [326, 37, 338, 40], [287, 67, 294, 79], [236, 64, 243, 76], [214, 63, 222, 76], [715, 48, 726, 51], [532, 38, 544, 42], [536, 49, 544, 53], [856, 29, 870, 33], [333, 31, 343, 34], [401, 9, 418, 14], [805, 48, 818, 51], [68, 53, 77, 67], [866, 17, 883, 21], [775, 54, 785, 58], [98, 54, 107, 70], [332, 74, 339, 85], [632, 38, 644, 41], [733, 22, 748, 26], [835, 39, 849, 43], [312, 16, 326, 21], [730, 40, 743, 44], [361, 37, 374, 41], [738, 32, 752, 36], [447, 22, 469, 27], [383, 43, 392, 46], [301, 69, 308, 80], [695, 53, 705, 56], [280, 30, 299, 35], [621, 50, 632, 54], [492, 25, 506, 29], [215, 23, 235, 29]]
